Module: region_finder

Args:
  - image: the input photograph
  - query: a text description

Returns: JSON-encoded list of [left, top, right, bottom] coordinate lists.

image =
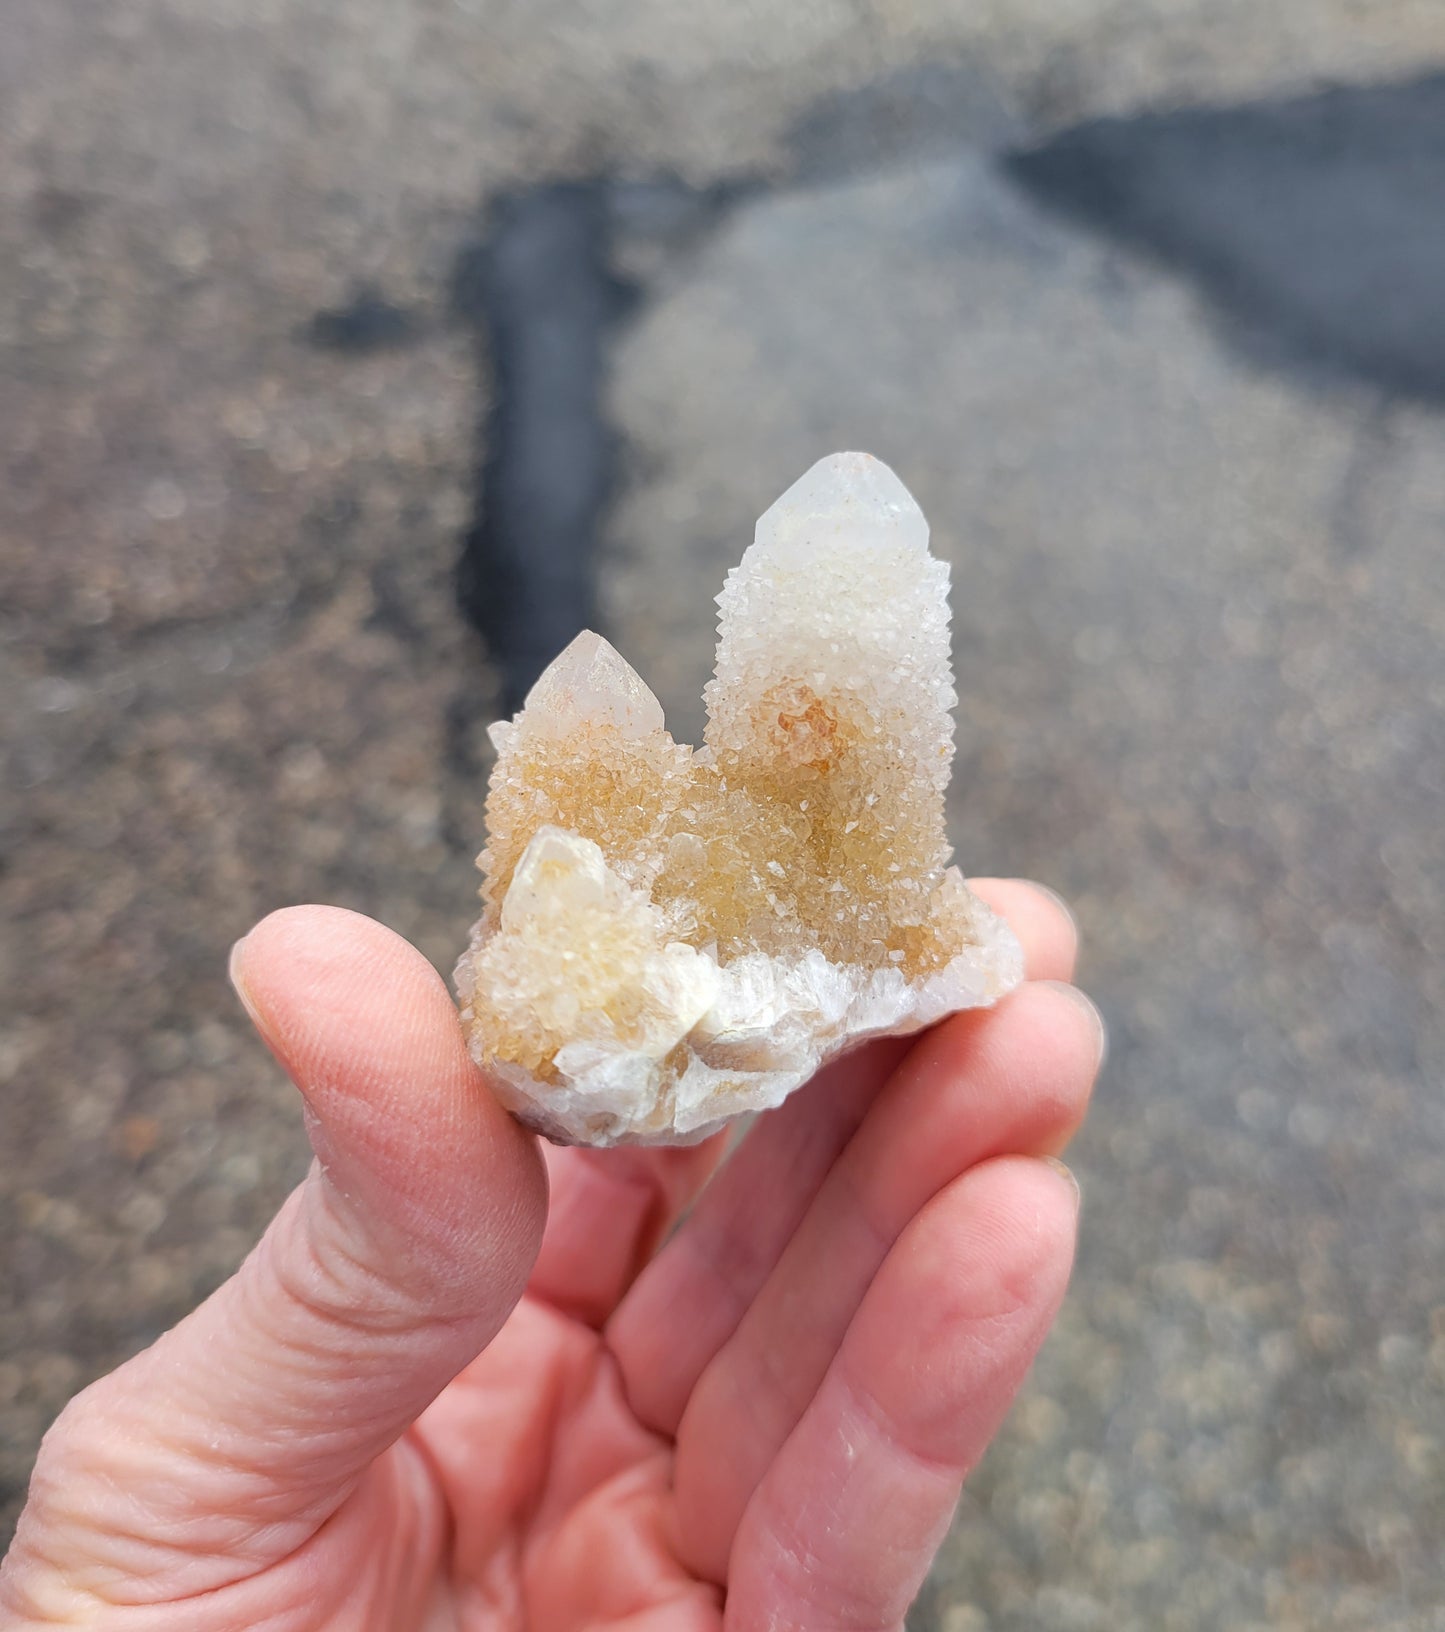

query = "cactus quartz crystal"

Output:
[[456, 453, 1023, 1145]]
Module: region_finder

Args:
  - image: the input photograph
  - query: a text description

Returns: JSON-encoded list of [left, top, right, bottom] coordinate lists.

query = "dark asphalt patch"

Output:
[[305, 287, 423, 353], [1005, 72, 1445, 404], [448, 178, 745, 711], [450, 183, 631, 712]]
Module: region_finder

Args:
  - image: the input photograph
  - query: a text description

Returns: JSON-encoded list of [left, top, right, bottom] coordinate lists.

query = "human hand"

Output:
[[0, 882, 1100, 1630]]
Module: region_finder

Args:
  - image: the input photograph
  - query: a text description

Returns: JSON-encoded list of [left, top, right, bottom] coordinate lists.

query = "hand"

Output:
[[0, 882, 1100, 1630]]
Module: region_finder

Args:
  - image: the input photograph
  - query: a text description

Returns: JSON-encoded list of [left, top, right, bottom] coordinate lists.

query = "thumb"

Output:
[[7, 906, 547, 1601]]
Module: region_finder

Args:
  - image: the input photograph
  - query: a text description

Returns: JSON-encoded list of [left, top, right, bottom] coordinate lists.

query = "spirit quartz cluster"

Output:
[[456, 453, 1022, 1145]]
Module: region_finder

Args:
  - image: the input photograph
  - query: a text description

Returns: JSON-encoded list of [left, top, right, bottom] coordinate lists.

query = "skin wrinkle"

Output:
[[27, 1442, 316, 1610], [11, 923, 543, 1615], [301, 1116, 537, 1294], [22, 1510, 298, 1625], [253, 1198, 424, 1355], [274, 1177, 490, 1341], [106, 1455, 442, 1632], [121, 1241, 448, 1531], [445, 1312, 681, 1627], [22, 1395, 322, 1596]]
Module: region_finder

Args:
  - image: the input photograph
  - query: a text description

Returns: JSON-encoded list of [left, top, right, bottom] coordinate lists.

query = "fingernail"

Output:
[[228, 935, 253, 1005], [1042, 1156, 1082, 1213], [229, 936, 279, 1053], [1040, 980, 1108, 1069], [1021, 878, 1078, 938]]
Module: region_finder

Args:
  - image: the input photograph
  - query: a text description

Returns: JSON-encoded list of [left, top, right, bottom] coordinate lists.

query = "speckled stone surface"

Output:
[[3, 3, 1444, 1627]]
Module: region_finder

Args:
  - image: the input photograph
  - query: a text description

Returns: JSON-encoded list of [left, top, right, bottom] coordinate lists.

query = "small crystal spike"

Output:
[[521, 630, 666, 740]]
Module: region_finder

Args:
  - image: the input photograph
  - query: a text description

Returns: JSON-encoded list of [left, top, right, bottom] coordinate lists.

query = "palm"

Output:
[[2, 885, 1095, 1632], [400, 1296, 708, 1628]]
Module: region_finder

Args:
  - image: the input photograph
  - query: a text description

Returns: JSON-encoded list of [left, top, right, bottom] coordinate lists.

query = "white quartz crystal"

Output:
[[456, 453, 1023, 1146]]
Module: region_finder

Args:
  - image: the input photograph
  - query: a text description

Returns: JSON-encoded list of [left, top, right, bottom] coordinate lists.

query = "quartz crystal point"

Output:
[[456, 453, 1023, 1145]]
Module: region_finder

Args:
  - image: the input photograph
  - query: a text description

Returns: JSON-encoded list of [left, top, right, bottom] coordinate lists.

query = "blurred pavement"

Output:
[[3, 4, 1444, 1628]]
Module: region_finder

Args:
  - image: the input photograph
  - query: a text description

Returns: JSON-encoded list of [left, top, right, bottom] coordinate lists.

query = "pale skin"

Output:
[[0, 880, 1101, 1631]]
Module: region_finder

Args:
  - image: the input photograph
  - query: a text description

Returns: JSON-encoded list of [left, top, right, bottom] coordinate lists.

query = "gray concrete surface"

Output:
[[3, 3, 1445, 1628]]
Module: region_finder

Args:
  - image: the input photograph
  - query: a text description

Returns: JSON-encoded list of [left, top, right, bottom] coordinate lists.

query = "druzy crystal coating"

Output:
[[455, 453, 1022, 1145]]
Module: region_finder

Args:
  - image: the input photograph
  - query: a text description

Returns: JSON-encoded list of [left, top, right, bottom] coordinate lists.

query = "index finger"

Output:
[[970, 876, 1079, 982]]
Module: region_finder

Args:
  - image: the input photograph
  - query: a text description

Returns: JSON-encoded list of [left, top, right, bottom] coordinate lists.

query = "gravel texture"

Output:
[[3, 3, 1444, 1627]]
